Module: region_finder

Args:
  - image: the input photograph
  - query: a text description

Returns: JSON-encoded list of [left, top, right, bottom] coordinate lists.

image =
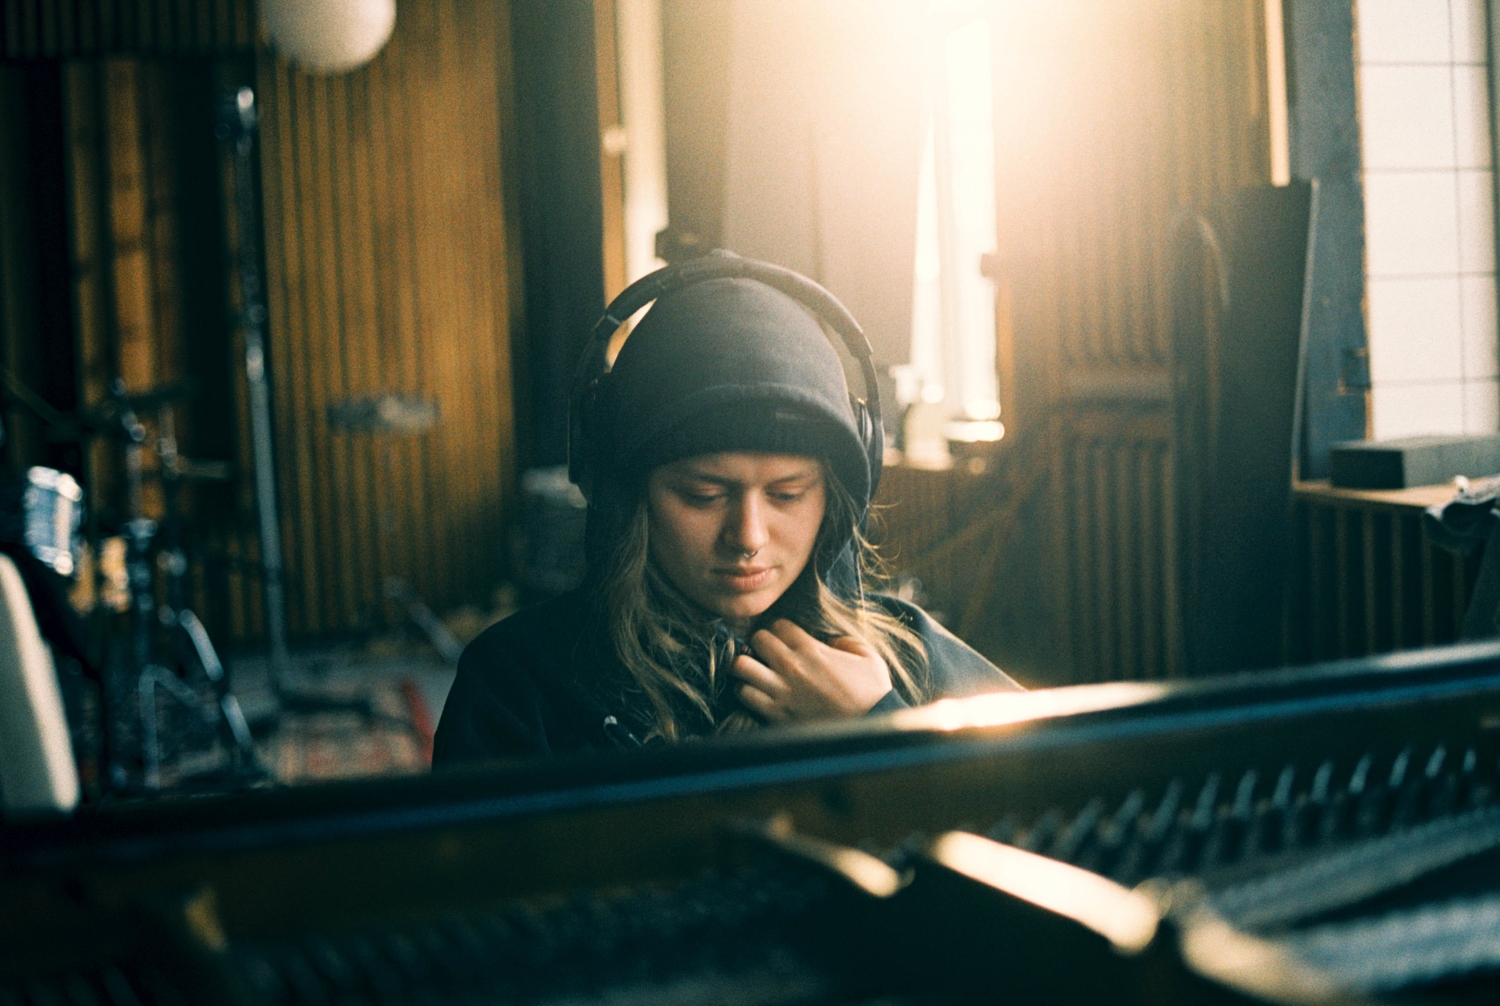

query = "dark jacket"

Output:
[[432, 589, 1020, 765]]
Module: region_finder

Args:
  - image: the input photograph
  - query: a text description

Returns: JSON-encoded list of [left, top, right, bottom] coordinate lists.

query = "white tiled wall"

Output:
[[1358, 0, 1500, 438]]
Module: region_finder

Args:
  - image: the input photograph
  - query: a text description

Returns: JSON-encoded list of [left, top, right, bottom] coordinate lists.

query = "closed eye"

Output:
[[768, 478, 820, 502]]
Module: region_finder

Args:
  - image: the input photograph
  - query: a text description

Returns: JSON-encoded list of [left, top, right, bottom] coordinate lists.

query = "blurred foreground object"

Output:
[[517, 467, 587, 600], [0, 554, 78, 817], [14, 644, 1500, 999]]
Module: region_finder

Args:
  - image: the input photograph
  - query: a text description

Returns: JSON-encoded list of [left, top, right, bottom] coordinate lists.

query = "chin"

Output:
[[710, 592, 778, 627]]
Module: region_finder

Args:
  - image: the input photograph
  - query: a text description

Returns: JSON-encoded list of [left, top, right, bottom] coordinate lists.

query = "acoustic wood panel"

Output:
[[255, 0, 517, 639], [3, 4, 520, 648], [60, 57, 221, 526], [55, 56, 253, 646], [0, 0, 253, 58], [1056, 417, 1178, 682], [594, 0, 627, 301]]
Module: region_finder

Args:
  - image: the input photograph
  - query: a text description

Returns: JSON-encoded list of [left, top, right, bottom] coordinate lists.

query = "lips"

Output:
[[716, 566, 774, 591]]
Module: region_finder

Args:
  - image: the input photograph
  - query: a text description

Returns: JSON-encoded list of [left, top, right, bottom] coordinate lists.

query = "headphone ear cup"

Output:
[[569, 379, 601, 500], [852, 399, 873, 453]]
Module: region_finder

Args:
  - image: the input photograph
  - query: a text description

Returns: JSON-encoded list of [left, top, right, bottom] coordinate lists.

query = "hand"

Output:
[[732, 619, 893, 723]]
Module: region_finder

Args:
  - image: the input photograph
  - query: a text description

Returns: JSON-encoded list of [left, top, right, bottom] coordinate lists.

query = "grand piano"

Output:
[[8, 641, 1500, 1005]]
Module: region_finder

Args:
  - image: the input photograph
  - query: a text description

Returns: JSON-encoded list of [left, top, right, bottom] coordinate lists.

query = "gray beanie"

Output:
[[597, 277, 872, 508]]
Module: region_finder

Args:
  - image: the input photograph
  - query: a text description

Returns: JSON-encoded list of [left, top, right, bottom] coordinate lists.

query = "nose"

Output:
[[722, 492, 770, 558]]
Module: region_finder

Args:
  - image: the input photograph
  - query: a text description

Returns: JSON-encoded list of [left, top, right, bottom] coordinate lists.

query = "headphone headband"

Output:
[[568, 252, 884, 504]]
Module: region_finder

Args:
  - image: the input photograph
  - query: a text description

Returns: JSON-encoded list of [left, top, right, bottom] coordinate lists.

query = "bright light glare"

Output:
[[945, 18, 997, 414], [758, 814, 910, 898], [930, 831, 1161, 953], [909, 14, 998, 421], [911, 122, 943, 394], [891, 681, 1173, 733], [1178, 911, 1345, 1001], [944, 419, 1003, 442], [965, 397, 1001, 420]]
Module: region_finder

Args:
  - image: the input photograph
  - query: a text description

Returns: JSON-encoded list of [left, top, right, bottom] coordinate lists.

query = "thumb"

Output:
[[829, 635, 877, 657]]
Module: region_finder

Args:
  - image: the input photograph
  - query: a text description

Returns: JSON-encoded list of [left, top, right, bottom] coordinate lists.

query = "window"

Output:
[[1357, 0, 1499, 437], [903, 10, 1001, 455]]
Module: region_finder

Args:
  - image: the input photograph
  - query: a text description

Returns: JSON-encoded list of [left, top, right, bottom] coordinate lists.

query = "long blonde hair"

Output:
[[591, 466, 929, 742]]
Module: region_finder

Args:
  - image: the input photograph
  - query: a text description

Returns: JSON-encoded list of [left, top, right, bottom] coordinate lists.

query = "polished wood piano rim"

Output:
[[9, 640, 1500, 1004]]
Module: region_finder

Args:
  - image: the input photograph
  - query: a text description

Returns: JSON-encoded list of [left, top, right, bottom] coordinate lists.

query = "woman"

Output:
[[433, 264, 1018, 763]]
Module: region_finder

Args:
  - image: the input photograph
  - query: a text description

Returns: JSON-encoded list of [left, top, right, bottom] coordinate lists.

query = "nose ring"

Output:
[[740, 549, 758, 560]]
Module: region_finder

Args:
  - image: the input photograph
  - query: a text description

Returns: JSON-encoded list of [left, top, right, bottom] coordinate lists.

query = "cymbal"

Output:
[[99, 380, 198, 416]]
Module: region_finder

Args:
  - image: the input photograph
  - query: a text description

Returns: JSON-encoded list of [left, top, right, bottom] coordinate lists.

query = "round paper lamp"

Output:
[[261, 0, 396, 74]]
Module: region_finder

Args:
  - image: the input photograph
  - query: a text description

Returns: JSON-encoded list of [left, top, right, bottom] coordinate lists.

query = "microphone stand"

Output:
[[217, 87, 292, 693], [215, 87, 387, 732]]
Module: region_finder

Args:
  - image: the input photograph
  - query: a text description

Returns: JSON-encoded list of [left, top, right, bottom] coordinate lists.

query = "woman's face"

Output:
[[646, 452, 827, 635]]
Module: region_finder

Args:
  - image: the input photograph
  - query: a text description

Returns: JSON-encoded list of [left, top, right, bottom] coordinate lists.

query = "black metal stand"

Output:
[[216, 86, 400, 730], [106, 382, 266, 791]]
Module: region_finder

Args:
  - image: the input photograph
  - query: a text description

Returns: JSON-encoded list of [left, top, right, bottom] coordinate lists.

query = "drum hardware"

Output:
[[0, 367, 264, 794], [10, 378, 199, 448], [138, 611, 257, 790], [0, 466, 84, 577], [67, 536, 131, 616], [101, 379, 266, 792]]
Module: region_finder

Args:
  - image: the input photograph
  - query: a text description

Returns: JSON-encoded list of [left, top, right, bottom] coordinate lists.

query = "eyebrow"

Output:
[[675, 469, 820, 487]]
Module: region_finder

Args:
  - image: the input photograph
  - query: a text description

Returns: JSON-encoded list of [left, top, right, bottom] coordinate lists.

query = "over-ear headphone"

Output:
[[568, 251, 884, 507]]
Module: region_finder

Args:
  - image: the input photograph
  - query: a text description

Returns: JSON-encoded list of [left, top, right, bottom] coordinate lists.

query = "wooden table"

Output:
[[1293, 479, 1460, 513]]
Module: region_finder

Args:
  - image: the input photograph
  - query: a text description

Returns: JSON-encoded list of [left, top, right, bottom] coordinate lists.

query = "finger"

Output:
[[737, 683, 785, 721], [769, 618, 821, 651], [750, 626, 797, 665], [732, 653, 786, 695]]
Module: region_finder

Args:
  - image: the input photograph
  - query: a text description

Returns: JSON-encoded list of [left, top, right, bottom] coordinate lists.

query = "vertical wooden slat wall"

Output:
[[61, 61, 114, 465], [1053, 416, 1178, 682], [256, 0, 517, 639], [53, 53, 270, 647], [61, 58, 188, 532], [1284, 496, 1479, 664], [594, 0, 627, 301], [0, 0, 253, 57], [3, 1, 519, 645]]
